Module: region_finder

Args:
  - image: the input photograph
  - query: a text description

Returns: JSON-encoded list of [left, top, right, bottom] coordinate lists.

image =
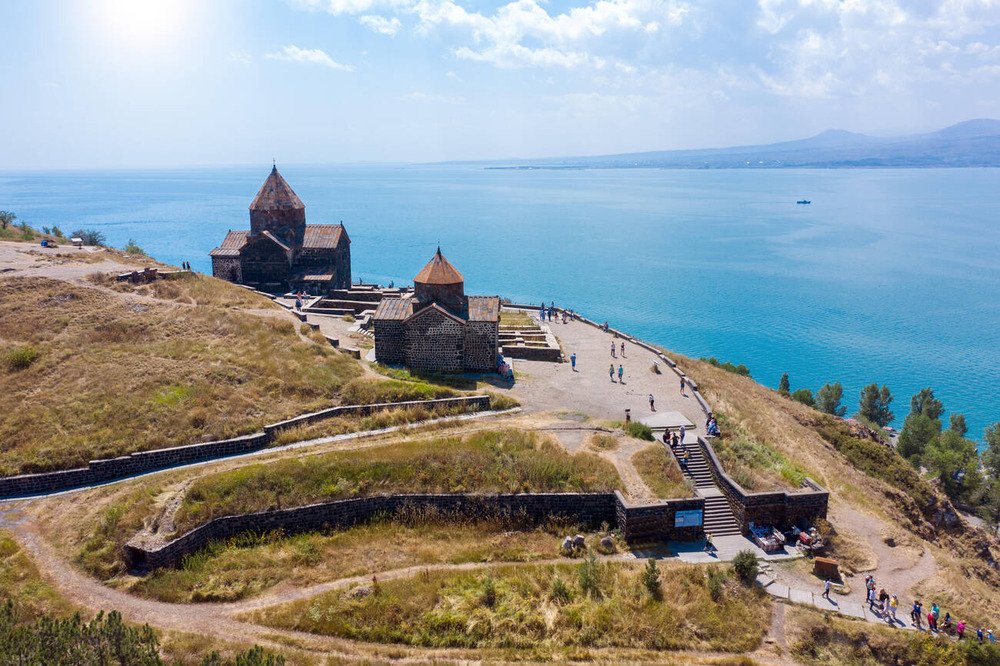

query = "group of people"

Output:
[[824, 575, 998, 643], [538, 302, 578, 324], [293, 290, 308, 310], [664, 426, 690, 469], [706, 413, 720, 437]]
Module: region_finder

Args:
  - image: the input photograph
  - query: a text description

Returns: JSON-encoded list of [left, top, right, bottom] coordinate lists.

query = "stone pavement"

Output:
[[506, 312, 707, 429], [757, 573, 922, 631]]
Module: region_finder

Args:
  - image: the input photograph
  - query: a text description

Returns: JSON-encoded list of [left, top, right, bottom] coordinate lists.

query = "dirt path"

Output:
[[4, 511, 757, 663]]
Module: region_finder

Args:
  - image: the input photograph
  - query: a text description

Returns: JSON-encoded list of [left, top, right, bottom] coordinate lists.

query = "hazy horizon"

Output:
[[2, 0, 1000, 170]]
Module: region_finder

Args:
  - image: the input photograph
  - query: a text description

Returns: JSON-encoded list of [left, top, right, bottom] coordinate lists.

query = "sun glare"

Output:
[[100, 0, 189, 46]]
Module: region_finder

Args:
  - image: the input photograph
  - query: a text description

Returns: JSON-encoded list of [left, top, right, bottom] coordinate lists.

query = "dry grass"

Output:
[[499, 309, 537, 329], [174, 429, 623, 534], [127, 512, 587, 603], [632, 444, 695, 499], [0, 530, 75, 619], [588, 433, 619, 452], [96, 272, 280, 310], [246, 560, 771, 655], [785, 605, 999, 666], [0, 276, 362, 474], [269, 403, 480, 445]]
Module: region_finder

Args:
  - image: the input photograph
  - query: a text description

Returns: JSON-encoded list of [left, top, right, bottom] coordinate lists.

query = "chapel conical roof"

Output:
[[249, 165, 305, 211], [414, 247, 464, 285]]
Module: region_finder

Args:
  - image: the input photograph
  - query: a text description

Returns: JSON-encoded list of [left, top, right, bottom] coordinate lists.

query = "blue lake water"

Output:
[[2, 165, 998, 447]]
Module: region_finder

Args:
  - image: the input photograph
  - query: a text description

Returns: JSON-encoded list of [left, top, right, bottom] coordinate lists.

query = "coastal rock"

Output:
[[599, 536, 615, 552], [572, 534, 586, 549]]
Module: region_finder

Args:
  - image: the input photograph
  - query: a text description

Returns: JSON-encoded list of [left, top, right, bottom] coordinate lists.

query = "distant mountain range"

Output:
[[488, 119, 1000, 169]]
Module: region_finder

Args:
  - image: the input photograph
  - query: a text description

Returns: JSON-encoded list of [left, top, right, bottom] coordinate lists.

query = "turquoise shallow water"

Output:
[[2, 165, 998, 447]]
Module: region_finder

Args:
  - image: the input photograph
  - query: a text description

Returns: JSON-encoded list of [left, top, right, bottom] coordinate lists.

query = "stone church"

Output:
[[209, 166, 351, 293], [373, 249, 500, 373]]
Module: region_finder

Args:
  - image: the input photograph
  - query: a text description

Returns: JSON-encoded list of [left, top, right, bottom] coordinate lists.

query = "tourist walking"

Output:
[[680, 376, 687, 396], [978, 627, 985, 643], [704, 531, 714, 553], [609, 364, 616, 382], [617, 365, 624, 383], [867, 587, 877, 612], [928, 610, 936, 632], [889, 595, 898, 623], [620, 341, 626, 357], [570, 353, 577, 371], [679, 424, 686, 444], [649, 394, 655, 411], [957, 620, 966, 640], [912, 601, 923, 629], [988, 628, 995, 644], [821, 578, 832, 600], [879, 588, 888, 615], [931, 602, 940, 626], [611, 341, 616, 358]]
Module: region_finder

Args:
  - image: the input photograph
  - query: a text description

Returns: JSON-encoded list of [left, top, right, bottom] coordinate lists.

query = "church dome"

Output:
[[414, 247, 464, 285], [250, 165, 305, 211]]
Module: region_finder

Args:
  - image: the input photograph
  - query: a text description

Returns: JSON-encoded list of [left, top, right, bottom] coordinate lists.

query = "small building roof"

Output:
[[373, 297, 414, 321], [208, 230, 249, 257], [249, 165, 305, 211], [405, 301, 467, 326], [414, 247, 464, 285], [467, 296, 500, 322], [302, 224, 346, 249]]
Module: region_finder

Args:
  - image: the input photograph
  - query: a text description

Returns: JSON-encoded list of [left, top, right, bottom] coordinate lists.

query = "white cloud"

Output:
[[295, 0, 692, 70], [401, 91, 467, 103], [359, 14, 403, 35], [227, 50, 253, 65], [265, 45, 354, 71]]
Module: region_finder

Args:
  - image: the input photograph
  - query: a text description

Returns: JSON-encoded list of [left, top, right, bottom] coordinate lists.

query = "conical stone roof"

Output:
[[414, 247, 464, 285], [249, 165, 305, 211]]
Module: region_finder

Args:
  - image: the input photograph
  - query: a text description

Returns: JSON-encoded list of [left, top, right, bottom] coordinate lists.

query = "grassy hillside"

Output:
[[0, 275, 363, 474], [248, 560, 769, 655], [175, 429, 622, 533]]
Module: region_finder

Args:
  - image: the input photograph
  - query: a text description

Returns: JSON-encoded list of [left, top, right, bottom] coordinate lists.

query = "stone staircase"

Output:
[[669, 435, 742, 537]]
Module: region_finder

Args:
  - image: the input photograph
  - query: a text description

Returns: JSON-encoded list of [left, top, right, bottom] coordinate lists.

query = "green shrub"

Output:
[[791, 388, 815, 408], [481, 575, 497, 608], [641, 558, 661, 599], [122, 239, 146, 255], [706, 566, 724, 602], [71, 228, 106, 246], [701, 357, 752, 378], [732, 550, 758, 585], [339, 377, 457, 405], [550, 576, 572, 603], [3, 346, 39, 372], [578, 552, 601, 598], [624, 420, 654, 441]]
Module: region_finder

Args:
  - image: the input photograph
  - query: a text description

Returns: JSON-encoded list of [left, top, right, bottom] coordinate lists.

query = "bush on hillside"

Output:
[[70, 228, 106, 246], [732, 550, 758, 585], [2, 346, 39, 372], [791, 388, 815, 408], [123, 238, 147, 256], [624, 420, 654, 441], [701, 357, 752, 378]]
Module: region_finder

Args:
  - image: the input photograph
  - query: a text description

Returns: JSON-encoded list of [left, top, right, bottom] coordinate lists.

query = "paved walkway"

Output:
[[506, 311, 706, 428]]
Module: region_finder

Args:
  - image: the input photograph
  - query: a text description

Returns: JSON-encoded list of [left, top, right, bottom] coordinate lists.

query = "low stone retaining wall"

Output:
[[0, 396, 492, 500], [697, 437, 829, 532], [124, 490, 708, 571], [502, 344, 561, 362]]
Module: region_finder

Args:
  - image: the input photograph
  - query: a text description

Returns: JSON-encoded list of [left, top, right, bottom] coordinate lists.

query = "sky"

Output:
[[1, 0, 1000, 168]]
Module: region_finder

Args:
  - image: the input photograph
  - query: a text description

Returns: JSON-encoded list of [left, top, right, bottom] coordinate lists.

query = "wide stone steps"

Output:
[[703, 496, 741, 536]]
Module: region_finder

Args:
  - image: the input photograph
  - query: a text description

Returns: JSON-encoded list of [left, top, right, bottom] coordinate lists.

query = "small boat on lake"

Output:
[[797, 199, 811, 204]]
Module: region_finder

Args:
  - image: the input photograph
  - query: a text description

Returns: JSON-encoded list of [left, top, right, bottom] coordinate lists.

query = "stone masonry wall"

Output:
[[125, 490, 707, 571], [464, 321, 499, 371], [211, 256, 242, 283], [404, 309, 464, 373], [373, 319, 406, 364], [0, 396, 491, 500]]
